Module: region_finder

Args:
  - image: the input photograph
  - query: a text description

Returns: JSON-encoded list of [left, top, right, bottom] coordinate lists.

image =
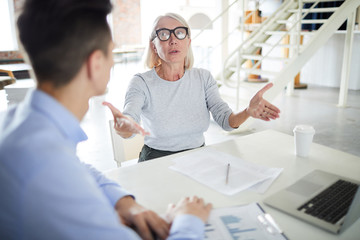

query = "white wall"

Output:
[[301, 33, 360, 90], [0, 0, 18, 51]]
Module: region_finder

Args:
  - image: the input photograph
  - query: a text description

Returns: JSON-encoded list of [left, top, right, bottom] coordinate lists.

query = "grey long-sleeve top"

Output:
[[123, 68, 234, 151]]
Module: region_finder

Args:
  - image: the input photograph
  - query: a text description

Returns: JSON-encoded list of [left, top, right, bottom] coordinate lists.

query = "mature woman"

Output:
[[104, 13, 280, 162]]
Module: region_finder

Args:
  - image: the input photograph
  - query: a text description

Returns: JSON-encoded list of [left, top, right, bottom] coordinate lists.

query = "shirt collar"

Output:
[[25, 89, 88, 144]]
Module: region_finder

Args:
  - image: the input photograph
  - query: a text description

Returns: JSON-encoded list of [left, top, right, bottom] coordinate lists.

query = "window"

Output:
[[0, 0, 18, 51]]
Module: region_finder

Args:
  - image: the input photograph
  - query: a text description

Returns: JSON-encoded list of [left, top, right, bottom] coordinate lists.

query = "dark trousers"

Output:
[[138, 144, 204, 162]]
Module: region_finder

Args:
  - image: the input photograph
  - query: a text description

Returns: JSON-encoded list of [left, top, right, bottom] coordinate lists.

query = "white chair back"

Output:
[[108, 120, 144, 167]]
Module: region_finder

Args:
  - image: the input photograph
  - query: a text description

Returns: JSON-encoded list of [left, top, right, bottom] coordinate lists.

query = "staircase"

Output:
[[220, 0, 360, 107]]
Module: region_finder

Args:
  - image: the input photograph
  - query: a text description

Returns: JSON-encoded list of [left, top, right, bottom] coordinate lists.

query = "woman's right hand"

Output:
[[103, 101, 150, 138], [166, 196, 212, 223]]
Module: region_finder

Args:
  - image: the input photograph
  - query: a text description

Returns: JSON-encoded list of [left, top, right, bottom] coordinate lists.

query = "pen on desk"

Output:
[[226, 163, 230, 185]]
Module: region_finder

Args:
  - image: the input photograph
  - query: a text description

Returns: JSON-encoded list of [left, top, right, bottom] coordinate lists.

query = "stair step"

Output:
[[241, 23, 262, 31], [302, 0, 344, 3], [277, 19, 327, 24], [228, 67, 278, 76], [288, 7, 339, 13], [302, 19, 328, 24], [265, 31, 314, 36], [253, 43, 301, 48], [241, 54, 289, 62], [241, 68, 279, 76]]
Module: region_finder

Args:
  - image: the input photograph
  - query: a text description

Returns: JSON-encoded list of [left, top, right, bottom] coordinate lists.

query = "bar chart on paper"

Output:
[[204, 203, 287, 240], [205, 215, 257, 240], [223, 215, 257, 237]]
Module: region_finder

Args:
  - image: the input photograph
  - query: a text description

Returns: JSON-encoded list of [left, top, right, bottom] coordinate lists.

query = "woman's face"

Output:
[[152, 16, 191, 66]]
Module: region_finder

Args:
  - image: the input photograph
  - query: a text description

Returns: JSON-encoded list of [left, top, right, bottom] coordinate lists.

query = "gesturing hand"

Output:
[[246, 83, 280, 121], [103, 101, 150, 138]]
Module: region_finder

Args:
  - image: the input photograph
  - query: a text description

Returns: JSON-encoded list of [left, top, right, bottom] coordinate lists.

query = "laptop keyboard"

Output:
[[297, 179, 359, 224]]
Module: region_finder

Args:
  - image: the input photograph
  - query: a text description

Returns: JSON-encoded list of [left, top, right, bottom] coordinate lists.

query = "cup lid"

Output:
[[293, 125, 315, 134]]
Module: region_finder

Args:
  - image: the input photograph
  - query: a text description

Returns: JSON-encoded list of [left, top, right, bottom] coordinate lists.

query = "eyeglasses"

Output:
[[154, 27, 188, 41]]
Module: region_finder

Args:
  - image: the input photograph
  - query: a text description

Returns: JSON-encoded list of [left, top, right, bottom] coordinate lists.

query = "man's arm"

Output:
[[85, 163, 170, 240], [85, 164, 211, 240], [24, 158, 141, 239], [84, 162, 133, 205]]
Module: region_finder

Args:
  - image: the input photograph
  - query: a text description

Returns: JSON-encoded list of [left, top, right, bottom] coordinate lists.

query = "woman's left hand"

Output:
[[246, 83, 280, 121]]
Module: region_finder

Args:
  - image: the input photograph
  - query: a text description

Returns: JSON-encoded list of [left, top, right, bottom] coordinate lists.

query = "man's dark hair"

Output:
[[17, 0, 113, 87]]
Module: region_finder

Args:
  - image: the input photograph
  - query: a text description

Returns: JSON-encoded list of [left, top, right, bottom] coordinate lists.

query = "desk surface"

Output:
[[105, 130, 360, 240]]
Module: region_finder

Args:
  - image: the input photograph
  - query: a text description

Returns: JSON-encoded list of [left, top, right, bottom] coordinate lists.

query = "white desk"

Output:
[[105, 130, 360, 240]]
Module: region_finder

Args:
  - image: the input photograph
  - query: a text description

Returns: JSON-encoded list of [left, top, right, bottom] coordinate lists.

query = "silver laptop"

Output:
[[264, 169, 360, 234]]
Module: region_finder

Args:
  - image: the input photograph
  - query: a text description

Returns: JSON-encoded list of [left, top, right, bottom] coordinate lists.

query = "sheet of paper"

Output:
[[248, 168, 283, 193], [205, 203, 287, 240], [169, 148, 282, 195]]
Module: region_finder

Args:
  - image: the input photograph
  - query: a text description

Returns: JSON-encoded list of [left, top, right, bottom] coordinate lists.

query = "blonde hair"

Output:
[[144, 13, 194, 70]]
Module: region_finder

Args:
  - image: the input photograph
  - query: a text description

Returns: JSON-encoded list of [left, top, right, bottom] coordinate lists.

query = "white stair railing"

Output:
[[264, 0, 359, 101], [220, 0, 297, 87], [219, 0, 359, 106], [193, 0, 272, 68]]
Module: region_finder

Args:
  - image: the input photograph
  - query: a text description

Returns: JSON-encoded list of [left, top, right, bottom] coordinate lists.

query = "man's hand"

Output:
[[103, 101, 150, 138], [166, 196, 212, 223], [115, 196, 169, 240]]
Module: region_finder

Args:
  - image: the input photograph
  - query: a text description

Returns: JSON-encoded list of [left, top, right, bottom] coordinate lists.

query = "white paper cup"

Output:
[[293, 125, 315, 158]]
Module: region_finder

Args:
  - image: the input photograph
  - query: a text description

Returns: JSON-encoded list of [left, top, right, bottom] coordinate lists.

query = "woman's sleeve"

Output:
[[122, 74, 148, 124], [203, 70, 234, 131]]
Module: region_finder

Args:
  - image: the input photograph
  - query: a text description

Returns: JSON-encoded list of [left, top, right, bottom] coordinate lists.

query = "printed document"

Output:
[[205, 203, 288, 240], [169, 148, 282, 195]]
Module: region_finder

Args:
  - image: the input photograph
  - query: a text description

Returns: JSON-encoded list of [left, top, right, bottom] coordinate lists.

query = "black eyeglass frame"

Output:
[[154, 27, 189, 41]]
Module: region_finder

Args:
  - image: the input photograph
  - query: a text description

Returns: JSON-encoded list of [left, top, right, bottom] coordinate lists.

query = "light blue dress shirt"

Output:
[[0, 89, 204, 240]]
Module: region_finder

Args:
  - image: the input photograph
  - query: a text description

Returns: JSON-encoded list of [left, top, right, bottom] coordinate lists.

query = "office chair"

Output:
[[108, 120, 144, 167]]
